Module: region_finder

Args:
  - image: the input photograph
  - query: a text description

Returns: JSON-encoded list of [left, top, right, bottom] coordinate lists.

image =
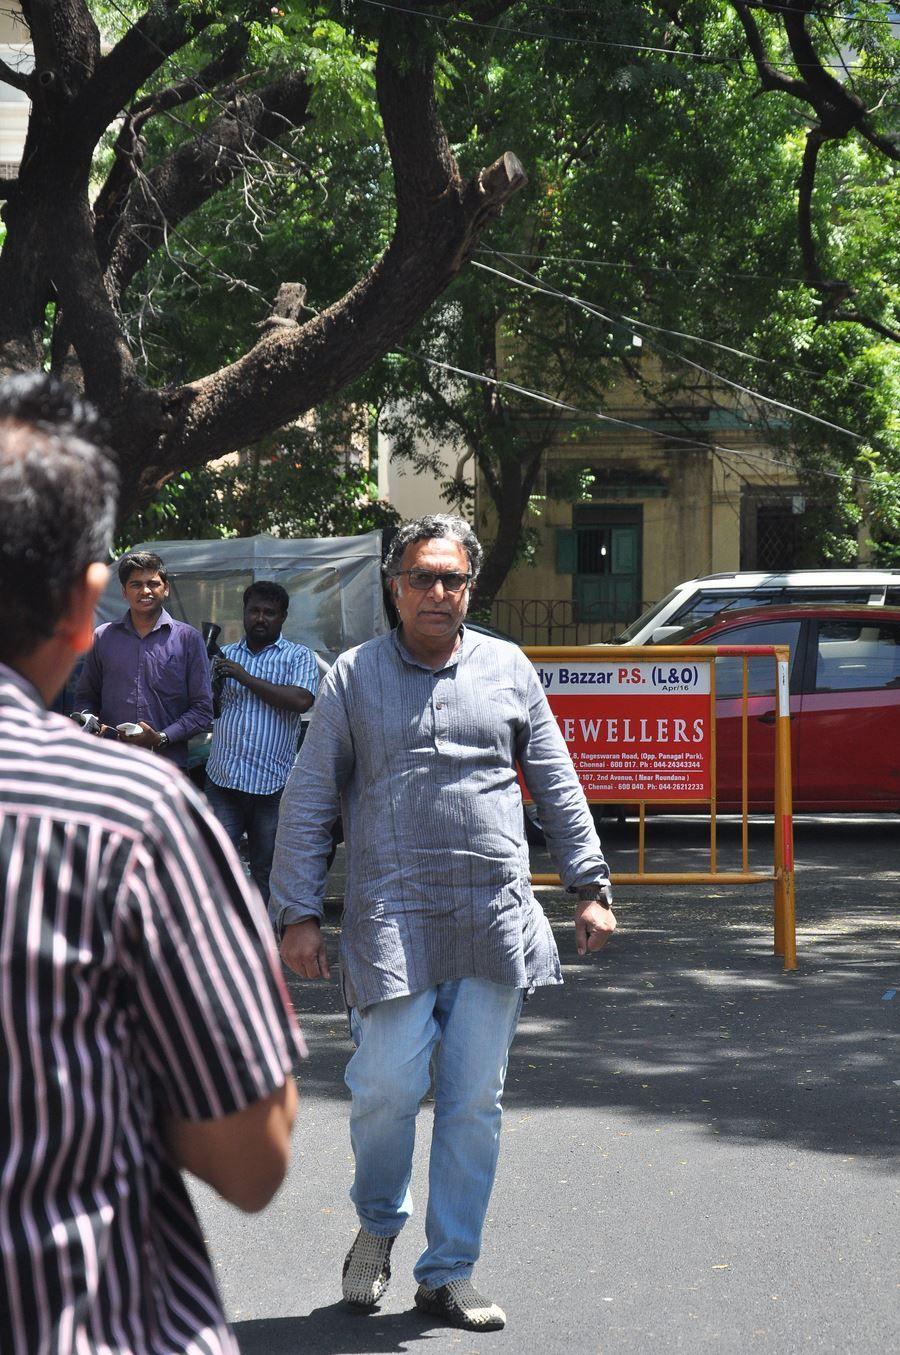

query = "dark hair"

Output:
[[117, 550, 167, 587], [243, 580, 289, 614], [0, 372, 118, 663], [383, 514, 483, 581]]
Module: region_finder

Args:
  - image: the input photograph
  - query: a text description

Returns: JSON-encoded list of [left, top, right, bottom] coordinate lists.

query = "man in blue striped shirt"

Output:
[[205, 581, 318, 901]]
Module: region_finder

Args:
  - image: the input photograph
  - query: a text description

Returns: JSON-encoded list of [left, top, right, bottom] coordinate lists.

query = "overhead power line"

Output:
[[472, 253, 881, 397], [475, 248, 811, 287], [473, 255, 866, 442], [490, 250, 877, 431], [398, 346, 871, 485], [477, 252, 894, 395], [354, 0, 895, 71]]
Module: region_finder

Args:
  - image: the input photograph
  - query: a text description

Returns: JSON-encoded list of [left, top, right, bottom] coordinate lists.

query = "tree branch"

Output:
[[735, 3, 900, 317], [731, 2, 811, 100], [856, 122, 900, 163], [797, 127, 825, 287], [103, 71, 312, 295], [779, 1, 868, 135], [21, 0, 101, 105], [559, 115, 605, 176], [131, 27, 251, 119], [119, 34, 525, 505], [0, 58, 31, 94], [797, 128, 858, 315], [257, 282, 308, 334], [75, 3, 217, 145], [93, 29, 254, 267], [418, 365, 487, 466], [20, 0, 64, 68], [50, 199, 141, 410], [739, 0, 897, 159], [471, 436, 548, 611], [830, 312, 900, 344]]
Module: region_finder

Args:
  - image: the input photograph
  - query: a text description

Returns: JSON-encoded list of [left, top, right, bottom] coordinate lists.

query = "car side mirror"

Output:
[[649, 625, 684, 644]]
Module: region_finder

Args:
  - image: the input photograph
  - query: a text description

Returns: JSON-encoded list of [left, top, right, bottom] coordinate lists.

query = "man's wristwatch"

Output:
[[576, 883, 613, 907], [156, 732, 170, 751]]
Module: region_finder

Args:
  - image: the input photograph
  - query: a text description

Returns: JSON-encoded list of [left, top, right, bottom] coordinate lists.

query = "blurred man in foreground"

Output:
[[0, 373, 303, 1355]]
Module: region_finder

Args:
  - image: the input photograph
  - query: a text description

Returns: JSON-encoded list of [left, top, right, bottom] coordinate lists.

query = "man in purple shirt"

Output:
[[74, 550, 213, 768]]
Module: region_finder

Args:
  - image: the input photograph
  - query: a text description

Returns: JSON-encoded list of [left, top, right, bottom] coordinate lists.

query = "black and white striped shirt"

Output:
[[0, 663, 304, 1355]]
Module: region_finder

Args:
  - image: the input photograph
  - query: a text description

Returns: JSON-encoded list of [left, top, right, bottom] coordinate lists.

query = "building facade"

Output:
[[477, 361, 810, 645]]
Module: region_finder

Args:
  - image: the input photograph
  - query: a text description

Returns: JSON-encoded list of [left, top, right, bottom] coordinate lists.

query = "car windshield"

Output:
[[615, 589, 681, 642], [668, 588, 883, 632], [668, 590, 784, 629]]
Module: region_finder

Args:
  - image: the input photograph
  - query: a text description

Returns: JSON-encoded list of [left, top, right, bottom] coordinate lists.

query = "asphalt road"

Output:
[[192, 815, 898, 1354]]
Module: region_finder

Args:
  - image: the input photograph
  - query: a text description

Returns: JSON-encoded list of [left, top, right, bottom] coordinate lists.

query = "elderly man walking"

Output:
[[270, 513, 615, 1331]]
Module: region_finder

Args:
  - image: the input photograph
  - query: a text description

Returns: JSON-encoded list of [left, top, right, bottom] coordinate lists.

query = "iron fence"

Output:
[[489, 598, 650, 647]]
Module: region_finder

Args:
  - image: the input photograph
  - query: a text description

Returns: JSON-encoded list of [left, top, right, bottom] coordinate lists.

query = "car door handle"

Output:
[[757, 711, 795, 725]]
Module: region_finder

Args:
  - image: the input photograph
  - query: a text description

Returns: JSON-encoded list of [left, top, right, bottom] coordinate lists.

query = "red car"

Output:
[[660, 604, 900, 812]]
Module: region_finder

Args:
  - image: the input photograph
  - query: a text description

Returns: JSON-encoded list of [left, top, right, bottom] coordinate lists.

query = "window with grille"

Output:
[[577, 526, 612, 575], [756, 505, 800, 571]]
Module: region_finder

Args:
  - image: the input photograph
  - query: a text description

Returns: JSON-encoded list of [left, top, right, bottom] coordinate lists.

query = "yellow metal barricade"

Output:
[[524, 645, 797, 971]]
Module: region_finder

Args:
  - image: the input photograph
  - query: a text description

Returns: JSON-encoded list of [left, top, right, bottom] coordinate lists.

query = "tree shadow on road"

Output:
[[285, 817, 898, 1163], [231, 1302, 449, 1354]]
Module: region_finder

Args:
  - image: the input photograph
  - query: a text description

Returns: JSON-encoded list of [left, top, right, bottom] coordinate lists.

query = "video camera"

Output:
[[69, 712, 143, 739], [202, 622, 226, 718], [69, 710, 103, 736]]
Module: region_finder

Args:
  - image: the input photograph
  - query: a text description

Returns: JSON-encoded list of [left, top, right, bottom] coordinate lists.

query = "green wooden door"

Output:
[[574, 523, 640, 622]]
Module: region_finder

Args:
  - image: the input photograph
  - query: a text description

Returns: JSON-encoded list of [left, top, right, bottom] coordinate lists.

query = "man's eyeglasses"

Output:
[[396, 568, 472, 594]]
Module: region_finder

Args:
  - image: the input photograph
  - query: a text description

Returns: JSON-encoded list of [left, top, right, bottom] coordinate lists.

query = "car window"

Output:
[[669, 590, 782, 630], [814, 621, 900, 693], [885, 587, 900, 607], [783, 587, 874, 605], [697, 620, 802, 699]]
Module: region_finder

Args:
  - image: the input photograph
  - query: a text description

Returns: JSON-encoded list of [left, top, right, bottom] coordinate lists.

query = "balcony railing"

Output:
[[489, 598, 649, 647]]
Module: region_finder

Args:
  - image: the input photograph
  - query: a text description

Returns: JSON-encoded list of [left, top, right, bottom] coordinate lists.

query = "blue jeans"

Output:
[[345, 978, 524, 1289], [204, 777, 283, 903]]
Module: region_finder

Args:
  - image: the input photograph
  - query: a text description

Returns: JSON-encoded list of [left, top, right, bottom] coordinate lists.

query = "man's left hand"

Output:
[[214, 657, 248, 684], [575, 896, 616, 957]]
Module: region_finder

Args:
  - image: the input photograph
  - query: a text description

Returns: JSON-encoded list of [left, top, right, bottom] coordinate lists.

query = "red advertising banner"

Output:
[[530, 658, 712, 801]]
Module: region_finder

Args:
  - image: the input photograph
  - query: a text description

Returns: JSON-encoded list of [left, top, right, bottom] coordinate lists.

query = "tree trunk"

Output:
[[472, 444, 545, 615]]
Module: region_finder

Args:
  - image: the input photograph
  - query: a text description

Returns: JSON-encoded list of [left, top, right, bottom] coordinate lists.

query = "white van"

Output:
[[615, 569, 900, 645]]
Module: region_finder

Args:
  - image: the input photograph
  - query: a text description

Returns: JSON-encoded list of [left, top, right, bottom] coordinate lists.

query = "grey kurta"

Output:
[[269, 626, 611, 1010]]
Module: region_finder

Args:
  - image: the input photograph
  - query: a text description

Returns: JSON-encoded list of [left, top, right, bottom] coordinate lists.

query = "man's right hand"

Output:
[[280, 920, 331, 981], [119, 720, 161, 750]]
